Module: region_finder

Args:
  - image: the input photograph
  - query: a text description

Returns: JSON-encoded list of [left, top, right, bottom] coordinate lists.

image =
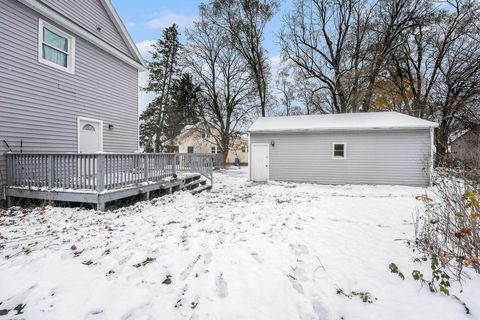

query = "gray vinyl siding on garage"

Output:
[[39, 0, 133, 58], [250, 129, 432, 186], [0, 0, 139, 188]]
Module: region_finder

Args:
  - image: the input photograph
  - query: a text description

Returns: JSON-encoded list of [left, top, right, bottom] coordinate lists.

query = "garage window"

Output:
[[332, 143, 346, 159]]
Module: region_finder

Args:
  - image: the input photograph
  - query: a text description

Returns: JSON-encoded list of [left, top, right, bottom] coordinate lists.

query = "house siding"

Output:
[[173, 130, 249, 164], [451, 127, 480, 168], [38, 0, 133, 58], [249, 129, 432, 186], [0, 0, 139, 192]]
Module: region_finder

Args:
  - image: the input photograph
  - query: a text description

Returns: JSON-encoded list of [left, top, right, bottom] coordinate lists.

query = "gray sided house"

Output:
[[0, 0, 146, 205], [450, 125, 480, 168], [248, 112, 439, 186]]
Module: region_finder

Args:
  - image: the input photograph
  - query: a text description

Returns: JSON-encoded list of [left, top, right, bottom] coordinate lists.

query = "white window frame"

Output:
[[77, 117, 104, 153], [38, 19, 75, 74], [332, 142, 347, 159], [211, 146, 218, 154]]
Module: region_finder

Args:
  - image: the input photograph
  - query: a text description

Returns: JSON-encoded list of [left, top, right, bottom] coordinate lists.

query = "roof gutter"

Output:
[[248, 125, 439, 134], [18, 0, 147, 71]]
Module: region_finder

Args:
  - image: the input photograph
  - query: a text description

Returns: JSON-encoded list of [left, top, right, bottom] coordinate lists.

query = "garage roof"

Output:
[[248, 112, 439, 133]]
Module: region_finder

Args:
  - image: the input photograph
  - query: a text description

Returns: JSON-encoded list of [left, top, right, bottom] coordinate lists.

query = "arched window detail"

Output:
[[82, 124, 95, 132]]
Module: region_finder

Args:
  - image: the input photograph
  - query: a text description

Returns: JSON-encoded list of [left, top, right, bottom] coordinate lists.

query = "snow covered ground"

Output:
[[0, 167, 479, 320]]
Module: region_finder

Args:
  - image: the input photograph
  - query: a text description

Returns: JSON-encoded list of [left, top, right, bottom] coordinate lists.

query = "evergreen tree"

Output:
[[164, 73, 202, 141], [140, 24, 182, 152]]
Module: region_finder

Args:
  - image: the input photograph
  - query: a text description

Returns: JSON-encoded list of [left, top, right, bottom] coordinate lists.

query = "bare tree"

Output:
[[388, 0, 477, 117], [360, 0, 424, 112], [386, 0, 480, 160], [210, 0, 279, 117], [433, 35, 480, 159], [280, 0, 372, 113], [184, 4, 255, 163], [280, 0, 426, 113], [275, 67, 298, 116], [294, 70, 327, 114]]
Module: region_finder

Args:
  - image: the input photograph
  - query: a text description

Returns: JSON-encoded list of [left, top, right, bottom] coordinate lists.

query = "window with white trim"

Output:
[[332, 143, 346, 158], [39, 20, 75, 73]]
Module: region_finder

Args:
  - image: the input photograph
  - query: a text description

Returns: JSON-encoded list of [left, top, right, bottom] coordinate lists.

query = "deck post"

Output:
[[172, 154, 177, 177], [6, 196, 14, 208], [96, 154, 105, 192], [47, 155, 54, 188], [6, 154, 12, 186], [97, 201, 106, 211], [144, 154, 149, 182], [143, 191, 150, 201]]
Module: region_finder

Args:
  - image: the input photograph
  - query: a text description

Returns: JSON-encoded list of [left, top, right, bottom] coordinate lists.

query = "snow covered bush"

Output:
[[415, 171, 480, 279]]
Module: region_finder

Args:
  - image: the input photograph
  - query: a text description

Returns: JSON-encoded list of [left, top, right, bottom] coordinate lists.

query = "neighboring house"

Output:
[[450, 125, 480, 168], [248, 112, 438, 186], [167, 124, 249, 165], [0, 0, 146, 205]]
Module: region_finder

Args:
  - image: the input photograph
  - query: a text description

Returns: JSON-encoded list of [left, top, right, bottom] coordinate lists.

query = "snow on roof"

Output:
[[248, 112, 438, 133]]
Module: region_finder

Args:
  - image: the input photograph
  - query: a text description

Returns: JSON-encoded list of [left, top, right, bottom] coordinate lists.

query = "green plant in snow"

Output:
[[411, 255, 451, 295], [389, 256, 450, 295], [336, 288, 377, 304], [389, 262, 405, 280]]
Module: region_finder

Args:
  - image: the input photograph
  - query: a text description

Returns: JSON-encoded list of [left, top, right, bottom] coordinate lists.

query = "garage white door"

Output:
[[251, 143, 269, 182]]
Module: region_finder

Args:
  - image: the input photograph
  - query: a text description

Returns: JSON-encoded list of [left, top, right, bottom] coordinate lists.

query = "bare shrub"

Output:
[[415, 169, 480, 280]]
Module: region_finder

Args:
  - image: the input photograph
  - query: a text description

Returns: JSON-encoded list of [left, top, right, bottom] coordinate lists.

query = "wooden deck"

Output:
[[5, 153, 214, 210]]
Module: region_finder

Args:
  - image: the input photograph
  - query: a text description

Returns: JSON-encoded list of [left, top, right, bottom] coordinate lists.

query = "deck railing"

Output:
[[6, 153, 213, 192], [176, 153, 215, 183]]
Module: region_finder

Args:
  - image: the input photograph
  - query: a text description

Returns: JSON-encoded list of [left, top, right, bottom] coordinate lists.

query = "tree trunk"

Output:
[[435, 120, 450, 166]]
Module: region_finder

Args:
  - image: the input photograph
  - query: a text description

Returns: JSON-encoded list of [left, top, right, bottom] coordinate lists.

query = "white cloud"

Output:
[[125, 21, 136, 28], [136, 40, 156, 59], [268, 54, 283, 76], [147, 12, 196, 29]]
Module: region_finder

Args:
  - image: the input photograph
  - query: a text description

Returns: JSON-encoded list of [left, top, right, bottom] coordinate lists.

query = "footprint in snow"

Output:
[[290, 244, 309, 256], [250, 252, 264, 263], [121, 304, 154, 320], [291, 265, 308, 281], [216, 274, 228, 298], [84, 309, 103, 319], [203, 252, 213, 266], [180, 255, 201, 280], [311, 297, 333, 320], [287, 274, 304, 294]]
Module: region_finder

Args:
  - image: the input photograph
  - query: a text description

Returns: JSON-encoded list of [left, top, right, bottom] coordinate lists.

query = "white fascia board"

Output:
[[248, 125, 439, 134], [18, 0, 147, 71], [101, 0, 147, 69]]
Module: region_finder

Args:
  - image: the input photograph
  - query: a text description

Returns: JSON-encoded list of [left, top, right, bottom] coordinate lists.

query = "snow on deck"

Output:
[[248, 111, 439, 132], [0, 168, 478, 319]]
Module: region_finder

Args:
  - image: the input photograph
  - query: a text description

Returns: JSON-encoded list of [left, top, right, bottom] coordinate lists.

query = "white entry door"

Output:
[[78, 117, 103, 153], [251, 143, 269, 182]]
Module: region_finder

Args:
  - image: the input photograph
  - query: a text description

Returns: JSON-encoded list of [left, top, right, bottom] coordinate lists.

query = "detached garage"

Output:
[[248, 112, 439, 186]]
